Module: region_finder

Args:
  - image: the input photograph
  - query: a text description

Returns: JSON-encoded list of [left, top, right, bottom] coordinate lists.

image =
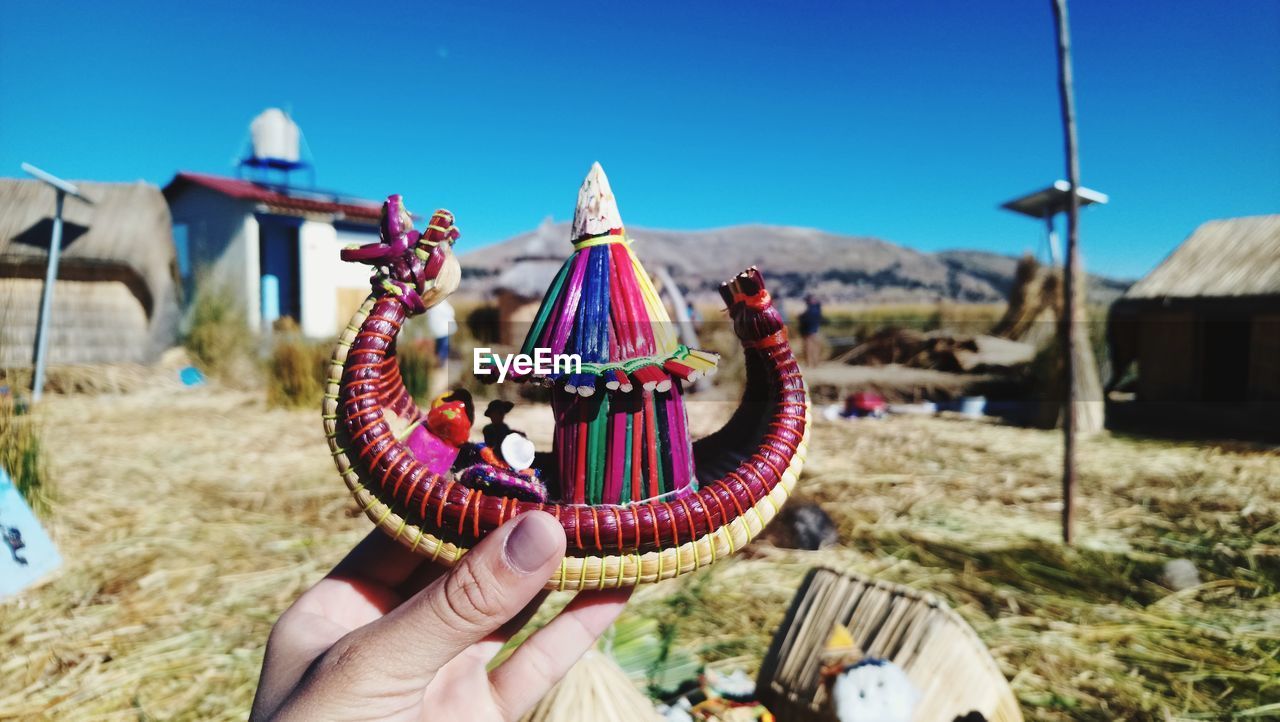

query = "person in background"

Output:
[[799, 294, 826, 366], [482, 399, 515, 449], [425, 298, 456, 364]]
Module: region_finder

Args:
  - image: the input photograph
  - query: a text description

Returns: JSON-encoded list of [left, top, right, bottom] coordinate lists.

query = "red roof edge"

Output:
[[164, 171, 383, 222]]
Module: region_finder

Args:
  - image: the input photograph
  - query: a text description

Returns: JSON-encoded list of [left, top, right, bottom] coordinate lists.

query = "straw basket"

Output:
[[756, 567, 1022, 722]]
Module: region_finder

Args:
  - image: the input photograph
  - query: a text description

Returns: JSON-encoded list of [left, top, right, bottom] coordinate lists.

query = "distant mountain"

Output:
[[460, 221, 1130, 304], [935, 249, 1132, 304]]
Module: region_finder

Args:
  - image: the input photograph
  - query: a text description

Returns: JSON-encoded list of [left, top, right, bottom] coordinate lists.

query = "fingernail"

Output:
[[504, 512, 561, 574]]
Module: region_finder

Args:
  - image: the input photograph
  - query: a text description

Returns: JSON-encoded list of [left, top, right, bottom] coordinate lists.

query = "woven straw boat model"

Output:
[[323, 164, 809, 590], [756, 567, 1022, 722]]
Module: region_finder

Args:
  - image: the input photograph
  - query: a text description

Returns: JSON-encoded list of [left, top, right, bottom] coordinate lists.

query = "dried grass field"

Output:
[[1, 383, 1277, 720]]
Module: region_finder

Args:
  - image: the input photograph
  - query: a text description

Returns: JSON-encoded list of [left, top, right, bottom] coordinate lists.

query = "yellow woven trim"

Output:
[[571, 232, 629, 250]]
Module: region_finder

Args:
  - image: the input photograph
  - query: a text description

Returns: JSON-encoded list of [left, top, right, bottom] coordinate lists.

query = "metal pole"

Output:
[[1045, 213, 1061, 267], [31, 190, 66, 403], [1052, 0, 1081, 544]]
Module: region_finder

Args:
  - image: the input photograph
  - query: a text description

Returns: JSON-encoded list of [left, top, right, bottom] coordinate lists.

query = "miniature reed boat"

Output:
[[324, 164, 809, 589]]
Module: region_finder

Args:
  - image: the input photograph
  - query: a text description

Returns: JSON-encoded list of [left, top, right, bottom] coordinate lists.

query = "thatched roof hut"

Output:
[[1108, 215, 1279, 435], [493, 217, 563, 298], [0, 179, 179, 367], [1124, 215, 1280, 300], [490, 218, 564, 345]]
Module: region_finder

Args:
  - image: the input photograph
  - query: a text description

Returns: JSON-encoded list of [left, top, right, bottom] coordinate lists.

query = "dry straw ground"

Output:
[[0, 382, 1276, 720]]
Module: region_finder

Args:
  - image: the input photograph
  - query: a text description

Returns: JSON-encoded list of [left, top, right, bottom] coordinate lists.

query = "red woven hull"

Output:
[[335, 268, 805, 557]]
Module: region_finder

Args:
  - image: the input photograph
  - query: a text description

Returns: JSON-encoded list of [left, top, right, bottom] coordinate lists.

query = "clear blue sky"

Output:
[[3, 1, 1277, 279]]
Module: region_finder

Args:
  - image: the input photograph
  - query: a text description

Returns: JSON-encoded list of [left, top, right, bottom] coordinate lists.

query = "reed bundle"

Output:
[[521, 651, 663, 722]]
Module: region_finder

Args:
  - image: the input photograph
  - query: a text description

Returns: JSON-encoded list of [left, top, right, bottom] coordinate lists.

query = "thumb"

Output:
[[279, 511, 565, 717]]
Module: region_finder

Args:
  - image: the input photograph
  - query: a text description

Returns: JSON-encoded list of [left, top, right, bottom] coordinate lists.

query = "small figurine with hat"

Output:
[[482, 399, 514, 449]]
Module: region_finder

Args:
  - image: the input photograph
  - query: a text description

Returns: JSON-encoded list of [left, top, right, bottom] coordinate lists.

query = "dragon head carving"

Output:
[[341, 195, 460, 315]]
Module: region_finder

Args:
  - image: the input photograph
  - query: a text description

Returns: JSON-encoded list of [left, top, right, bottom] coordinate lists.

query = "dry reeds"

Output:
[[183, 282, 256, 384], [0, 391, 1275, 719], [627, 416, 1280, 719], [0, 364, 149, 396], [392, 338, 434, 402], [993, 255, 1061, 346], [521, 651, 663, 722], [0, 388, 356, 719], [0, 391, 48, 513], [825, 303, 1007, 340], [265, 324, 329, 409]]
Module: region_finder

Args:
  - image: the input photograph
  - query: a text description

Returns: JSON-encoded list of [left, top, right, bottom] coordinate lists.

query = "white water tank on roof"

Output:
[[250, 108, 300, 163]]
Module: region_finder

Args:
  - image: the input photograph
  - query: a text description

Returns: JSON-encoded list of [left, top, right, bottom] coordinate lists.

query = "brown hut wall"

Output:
[[1, 276, 150, 366], [1136, 311, 1197, 401], [1251, 313, 1280, 400], [496, 290, 539, 346]]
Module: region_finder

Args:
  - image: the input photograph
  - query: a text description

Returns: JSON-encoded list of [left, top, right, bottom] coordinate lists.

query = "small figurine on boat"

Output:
[[324, 163, 809, 589]]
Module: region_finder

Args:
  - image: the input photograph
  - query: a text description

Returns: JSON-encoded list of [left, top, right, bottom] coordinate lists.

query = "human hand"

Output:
[[251, 511, 632, 721]]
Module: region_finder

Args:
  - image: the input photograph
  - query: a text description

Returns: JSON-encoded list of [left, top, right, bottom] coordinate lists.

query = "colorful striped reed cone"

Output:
[[517, 163, 719, 505]]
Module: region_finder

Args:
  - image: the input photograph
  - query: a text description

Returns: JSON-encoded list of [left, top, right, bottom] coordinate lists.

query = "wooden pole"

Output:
[[1051, 0, 1081, 544]]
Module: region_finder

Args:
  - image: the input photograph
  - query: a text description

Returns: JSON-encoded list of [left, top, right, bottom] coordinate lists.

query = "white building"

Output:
[[163, 171, 383, 338]]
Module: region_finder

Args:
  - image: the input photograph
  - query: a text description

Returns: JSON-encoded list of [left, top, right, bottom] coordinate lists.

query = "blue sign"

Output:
[[0, 467, 62, 598]]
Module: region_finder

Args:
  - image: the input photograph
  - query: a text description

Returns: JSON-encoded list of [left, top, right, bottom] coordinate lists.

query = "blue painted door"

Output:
[[257, 215, 302, 324]]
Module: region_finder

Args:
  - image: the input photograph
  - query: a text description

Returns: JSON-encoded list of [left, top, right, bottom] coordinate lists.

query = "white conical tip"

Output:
[[570, 162, 624, 241]]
